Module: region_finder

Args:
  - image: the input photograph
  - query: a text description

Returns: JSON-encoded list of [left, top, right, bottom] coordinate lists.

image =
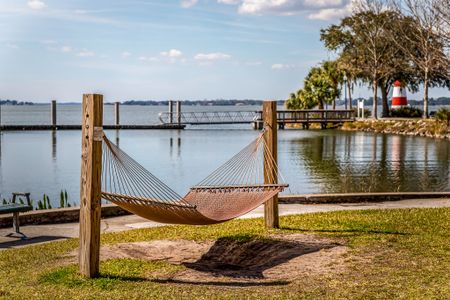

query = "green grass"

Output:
[[0, 208, 449, 299]]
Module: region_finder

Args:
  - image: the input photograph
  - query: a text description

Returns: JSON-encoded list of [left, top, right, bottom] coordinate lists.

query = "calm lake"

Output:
[[1, 104, 449, 208]]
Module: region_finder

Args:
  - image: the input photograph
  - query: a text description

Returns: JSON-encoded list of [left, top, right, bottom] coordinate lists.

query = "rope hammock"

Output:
[[101, 130, 288, 225]]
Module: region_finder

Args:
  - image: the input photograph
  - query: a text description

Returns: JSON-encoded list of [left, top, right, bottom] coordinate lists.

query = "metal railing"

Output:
[[159, 109, 355, 125], [159, 111, 259, 125]]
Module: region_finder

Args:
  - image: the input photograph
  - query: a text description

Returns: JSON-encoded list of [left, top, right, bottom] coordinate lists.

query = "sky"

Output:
[[0, 0, 447, 102]]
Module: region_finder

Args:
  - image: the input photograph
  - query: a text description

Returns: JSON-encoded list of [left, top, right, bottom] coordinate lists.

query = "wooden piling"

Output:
[[51, 100, 57, 127], [79, 94, 103, 278], [262, 101, 279, 228], [176, 101, 181, 124], [114, 102, 120, 126], [168, 100, 173, 124]]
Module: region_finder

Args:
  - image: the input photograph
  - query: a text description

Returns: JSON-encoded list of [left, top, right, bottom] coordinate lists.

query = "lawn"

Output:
[[0, 207, 449, 299]]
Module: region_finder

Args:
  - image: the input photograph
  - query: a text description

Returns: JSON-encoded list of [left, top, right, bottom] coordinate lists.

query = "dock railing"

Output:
[[159, 109, 355, 125]]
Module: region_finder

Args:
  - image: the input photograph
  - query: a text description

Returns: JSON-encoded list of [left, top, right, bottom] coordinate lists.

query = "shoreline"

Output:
[[1, 192, 450, 228], [340, 118, 450, 139], [0, 124, 186, 131]]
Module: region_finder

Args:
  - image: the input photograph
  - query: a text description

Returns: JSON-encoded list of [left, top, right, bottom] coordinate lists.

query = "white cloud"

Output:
[[303, 0, 344, 8], [194, 52, 231, 61], [74, 9, 87, 14], [160, 49, 183, 58], [181, 0, 198, 8], [121, 51, 132, 58], [6, 43, 19, 49], [139, 56, 159, 62], [27, 0, 46, 10], [271, 63, 294, 70], [217, 0, 351, 17], [308, 2, 353, 20], [218, 0, 240, 4], [61, 46, 72, 53], [77, 50, 95, 57]]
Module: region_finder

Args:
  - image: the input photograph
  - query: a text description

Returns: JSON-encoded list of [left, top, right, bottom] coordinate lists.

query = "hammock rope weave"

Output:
[[101, 131, 288, 225]]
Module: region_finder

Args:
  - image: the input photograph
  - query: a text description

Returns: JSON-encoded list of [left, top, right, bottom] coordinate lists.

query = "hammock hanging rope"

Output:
[[101, 131, 288, 225]]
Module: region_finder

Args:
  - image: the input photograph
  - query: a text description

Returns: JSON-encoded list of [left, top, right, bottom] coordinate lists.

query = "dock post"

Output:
[[263, 101, 279, 229], [168, 100, 173, 124], [176, 101, 181, 125], [51, 100, 57, 128], [114, 102, 120, 126], [79, 94, 103, 278]]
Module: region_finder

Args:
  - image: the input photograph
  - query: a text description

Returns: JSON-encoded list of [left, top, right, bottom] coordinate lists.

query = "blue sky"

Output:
[[0, 0, 447, 102]]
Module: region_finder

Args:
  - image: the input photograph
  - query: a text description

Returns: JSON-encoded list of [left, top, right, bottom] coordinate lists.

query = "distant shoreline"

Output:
[[1, 98, 450, 106], [0, 99, 281, 106]]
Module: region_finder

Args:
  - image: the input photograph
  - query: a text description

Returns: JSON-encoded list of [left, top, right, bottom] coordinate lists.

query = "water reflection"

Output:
[[1, 129, 450, 207], [52, 130, 57, 160], [284, 131, 450, 193], [169, 132, 182, 159]]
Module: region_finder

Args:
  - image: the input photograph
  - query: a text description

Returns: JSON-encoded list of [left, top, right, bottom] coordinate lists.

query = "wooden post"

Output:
[[79, 94, 103, 278], [51, 100, 57, 128], [114, 102, 120, 126], [263, 101, 279, 228], [168, 100, 173, 124], [176, 101, 181, 124]]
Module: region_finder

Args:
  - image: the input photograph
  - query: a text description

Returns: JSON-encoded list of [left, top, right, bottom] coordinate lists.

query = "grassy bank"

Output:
[[0, 208, 449, 299], [341, 119, 450, 139]]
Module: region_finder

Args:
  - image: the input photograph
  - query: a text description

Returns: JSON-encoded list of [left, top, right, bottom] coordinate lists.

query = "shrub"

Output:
[[435, 107, 450, 126], [390, 106, 423, 118]]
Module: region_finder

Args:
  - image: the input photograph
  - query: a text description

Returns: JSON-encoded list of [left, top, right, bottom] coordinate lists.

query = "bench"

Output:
[[0, 193, 33, 239]]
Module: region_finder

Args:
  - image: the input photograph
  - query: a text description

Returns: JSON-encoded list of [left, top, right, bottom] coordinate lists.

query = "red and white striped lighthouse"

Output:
[[391, 80, 408, 108]]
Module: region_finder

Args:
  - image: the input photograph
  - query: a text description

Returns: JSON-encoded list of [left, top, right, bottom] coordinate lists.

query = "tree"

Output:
[[436, 0, 450, 48], [285, 62, 341, 110], [286, 91, 305, 109], [321, 4, 409, 118], [391, 0, 450, 118], [322, 60, 344, 109], [337, 56, 359, 110]]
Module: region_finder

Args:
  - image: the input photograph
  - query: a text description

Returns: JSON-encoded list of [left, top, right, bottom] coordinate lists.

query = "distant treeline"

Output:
[[121, 99, 285, 106], [0, 100, 34, 106], [336, 97, 450, 106], [2, 98, 450, 107]]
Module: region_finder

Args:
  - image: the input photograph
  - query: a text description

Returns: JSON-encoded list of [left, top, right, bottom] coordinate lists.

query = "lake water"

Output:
[[1, 104, 449, 208]]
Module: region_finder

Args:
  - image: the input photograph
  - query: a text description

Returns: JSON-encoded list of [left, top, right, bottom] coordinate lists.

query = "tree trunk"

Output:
[[372, 80, 378, 119], [380, 80, 390, 118], [318, 100, 324, 110], [348, 80, 353, 110], [423, 72, 429, 119], [333, 98, 336, 110]]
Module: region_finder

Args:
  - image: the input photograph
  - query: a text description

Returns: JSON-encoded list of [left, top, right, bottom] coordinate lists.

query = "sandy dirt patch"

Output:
[[98, 234, 348, 284]]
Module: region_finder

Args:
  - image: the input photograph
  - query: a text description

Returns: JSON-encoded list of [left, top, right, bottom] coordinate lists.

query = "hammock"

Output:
[[101, 131, 288, 225]]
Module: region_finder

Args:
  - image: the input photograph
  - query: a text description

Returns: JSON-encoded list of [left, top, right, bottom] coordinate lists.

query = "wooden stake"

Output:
[[263, 101, 279, 228], [169, 100, 173, 124], [51, 100, 57, 128], [176, 101, 181, 124], [114, 102, 120, 126], [79, 94, 103, 278]]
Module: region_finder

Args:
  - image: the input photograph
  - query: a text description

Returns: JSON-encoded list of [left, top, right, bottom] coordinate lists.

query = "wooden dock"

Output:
[[275, 109, 355, 129], [0, 124, 185, 131], [159, 109, 355, 129]]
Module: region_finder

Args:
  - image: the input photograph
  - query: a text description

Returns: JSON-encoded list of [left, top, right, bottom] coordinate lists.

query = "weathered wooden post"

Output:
[[79, 94, 103, 278], [114, 102, 120, 126], [51, 100, 57, 128], [168, 100, 173, 124], [263, 101, 279, 228], [176, 101, 181, 125]]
